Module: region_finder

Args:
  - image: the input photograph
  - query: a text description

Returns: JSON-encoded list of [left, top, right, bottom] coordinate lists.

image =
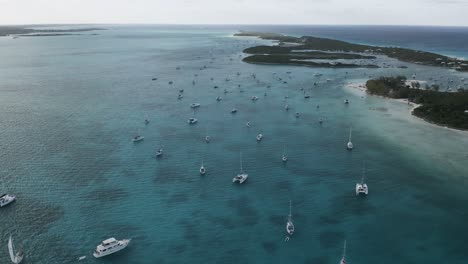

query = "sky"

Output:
[[1, 0, 467, 26]]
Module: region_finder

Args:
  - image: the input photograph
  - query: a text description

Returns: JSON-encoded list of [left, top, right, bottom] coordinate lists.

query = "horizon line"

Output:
[[1, 23, 468, 28]]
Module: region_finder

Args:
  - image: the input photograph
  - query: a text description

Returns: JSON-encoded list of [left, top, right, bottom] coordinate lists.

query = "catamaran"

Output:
[[347, 127, 353, 150], [286, 200, 294, 235], [356, 167, 369, 196], [232, 152, 248, 184], [93, 237, 130, 258], [8, 235, 24, 264]]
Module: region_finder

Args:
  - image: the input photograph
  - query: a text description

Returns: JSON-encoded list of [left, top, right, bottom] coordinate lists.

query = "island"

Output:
[[366, 76, 468, 130], [235, 31, 468, 71], [0, 26, 105, 37]]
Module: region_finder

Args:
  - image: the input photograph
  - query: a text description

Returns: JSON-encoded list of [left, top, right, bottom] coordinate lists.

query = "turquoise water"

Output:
[[0, 26, 468, 264]]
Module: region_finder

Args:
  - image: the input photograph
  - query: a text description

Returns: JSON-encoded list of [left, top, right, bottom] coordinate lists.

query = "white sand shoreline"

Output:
[[344, 82, 468, 135]]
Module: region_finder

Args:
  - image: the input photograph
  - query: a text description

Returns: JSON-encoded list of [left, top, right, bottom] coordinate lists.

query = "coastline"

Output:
[[345, 82, 468, 134]]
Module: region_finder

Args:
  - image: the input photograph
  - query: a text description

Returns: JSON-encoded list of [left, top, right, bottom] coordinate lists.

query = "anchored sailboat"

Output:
[[8, 235, 24, 264], [347, 127, 353, 150], [282, 146, 288, 162], [340, 240, 347, 264], [232, 152, 248, 184], [286, 200, 294, 235], [200, 160, 206, 175]]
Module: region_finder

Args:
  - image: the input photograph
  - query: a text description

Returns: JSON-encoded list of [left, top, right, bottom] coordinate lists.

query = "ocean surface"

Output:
[[0, 25, 467, 264]]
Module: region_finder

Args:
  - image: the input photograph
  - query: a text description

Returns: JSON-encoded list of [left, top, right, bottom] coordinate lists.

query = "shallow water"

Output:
[[0, 25, 467, 264]]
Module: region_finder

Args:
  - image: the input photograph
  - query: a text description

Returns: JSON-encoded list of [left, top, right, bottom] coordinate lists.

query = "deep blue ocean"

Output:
[[0, 25, 467, 264]]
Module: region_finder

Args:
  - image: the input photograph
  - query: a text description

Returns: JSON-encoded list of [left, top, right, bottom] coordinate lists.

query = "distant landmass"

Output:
[[0, 26, 105, 37], [366, 76, 468, 130], [235, 31, 468, 71]]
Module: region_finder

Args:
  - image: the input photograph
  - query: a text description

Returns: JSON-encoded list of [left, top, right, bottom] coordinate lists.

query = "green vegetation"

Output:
[[243, 54, 378, 68], [366, 76, 468, 130], [235, 31, 468, 71]]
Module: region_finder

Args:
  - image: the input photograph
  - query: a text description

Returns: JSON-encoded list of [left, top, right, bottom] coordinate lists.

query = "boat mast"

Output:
[[361, 163, 366, 184], [342, 240, 347, 259], [349, 127, 352, 142], [239, 152, 243, 173], [289, 200, 292, 219]]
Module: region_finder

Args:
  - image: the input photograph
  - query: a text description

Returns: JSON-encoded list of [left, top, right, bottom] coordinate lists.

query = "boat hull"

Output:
[[93, 239, 130, 258]]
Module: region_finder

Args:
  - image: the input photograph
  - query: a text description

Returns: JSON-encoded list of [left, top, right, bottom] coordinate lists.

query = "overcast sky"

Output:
[[1, 0, 467, 26]]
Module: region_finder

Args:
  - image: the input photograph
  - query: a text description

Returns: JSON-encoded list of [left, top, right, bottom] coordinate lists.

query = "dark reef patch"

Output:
[[85, 187, 128, 202], [262, 241, 278, 254], [319, 231, 344, 249]]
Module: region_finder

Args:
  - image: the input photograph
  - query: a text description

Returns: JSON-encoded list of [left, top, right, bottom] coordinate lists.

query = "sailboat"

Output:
[[282, 146, 288, 162], [347, 127, 353, 150], [8, 235, 24, 264], [155, 147, 163, 158], [339, 240, 347, 264], [232, 152, 248, 184], [200, 161, 206, 175], [286, 200, 294, 235], [205, 128, 211, 143]]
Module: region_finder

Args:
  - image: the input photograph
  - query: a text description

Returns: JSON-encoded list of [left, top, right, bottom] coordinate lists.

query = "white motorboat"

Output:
[[286, 200, 294, 235], [178, 94, 183, 100], [339, 240, 347, 264], [256, 133, 263, 142], [232, 152, 248, 184], [347, 127, 353, 150], [285, 104, 290, 111], [251, 96, 259, 101], [216, 96, 222, 101], [8, 235, 23, 264], [205, 135, 211, 143], [188, 117, 198, 124], [190, 103, 201, 108], [319, 117, 324, 124], [304, 94, 311, 99], [246, 121, 251, 128], [344, 99, 349, 104], [200, 161, 206, 175], [132, 133, 144, 142], [0, 194, 16, 207], [231, 108, 237, 114], [93, 237, 130, 258], [295, 112, 300, 118], [144, 115, 150, 125]]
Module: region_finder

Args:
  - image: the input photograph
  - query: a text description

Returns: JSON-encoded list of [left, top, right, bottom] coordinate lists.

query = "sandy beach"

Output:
[[344, 81, 468, 134]]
